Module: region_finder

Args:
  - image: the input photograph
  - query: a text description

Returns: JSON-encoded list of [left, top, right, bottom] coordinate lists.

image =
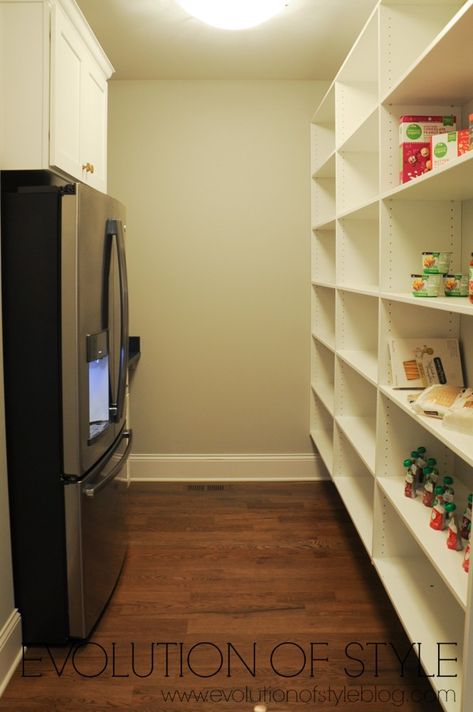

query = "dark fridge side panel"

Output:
[[1, 189, 69, 644]]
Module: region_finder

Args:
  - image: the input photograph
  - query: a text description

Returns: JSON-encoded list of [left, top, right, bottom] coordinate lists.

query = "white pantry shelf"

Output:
[[310, 424, 333, 475], [336, 106, 378, 154], [311, 81, 335, 123], [382, 1, 473, 106], [312, 332, 335, 354], [333, 476, 373, 553], [381, 292, 473, 316], [310, 3, 473, 709], [311, 151, 335, 180], [383, 150, 473, 203], [335, 415, 376, 474], [337, 284, 379, 297], [337, 198, 379, 221], [380, 385, 473, 469], [379, 0, 464, 100], [337, 349, 378, 385], [311, 382, 334, 418], [312, 218, 336, 232], [311, 279, 335, 290], [374, 556, 463, 712], [377, 477, 468, 609]]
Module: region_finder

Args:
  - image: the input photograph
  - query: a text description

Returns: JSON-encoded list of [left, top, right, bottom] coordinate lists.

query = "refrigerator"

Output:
[[1, 170, 132, 644]]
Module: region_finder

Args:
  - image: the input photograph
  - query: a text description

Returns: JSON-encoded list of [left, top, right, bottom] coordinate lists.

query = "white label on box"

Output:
[[432, 131, 458, 168]]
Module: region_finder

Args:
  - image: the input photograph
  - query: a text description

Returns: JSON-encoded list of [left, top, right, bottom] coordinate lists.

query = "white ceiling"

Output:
[[75, 0, 378, 80]]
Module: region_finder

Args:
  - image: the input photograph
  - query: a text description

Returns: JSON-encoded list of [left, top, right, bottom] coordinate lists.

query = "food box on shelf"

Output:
[[388, 337, 464, 389], [431, 129, 470, 169], [399, 114, 456, 183]]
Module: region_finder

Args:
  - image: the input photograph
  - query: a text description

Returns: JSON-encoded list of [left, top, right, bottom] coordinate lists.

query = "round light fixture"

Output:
[[175, 0, 289, 30]]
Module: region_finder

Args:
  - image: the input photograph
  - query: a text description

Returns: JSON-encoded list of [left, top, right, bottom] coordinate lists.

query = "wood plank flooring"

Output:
[[0, 481, 446, 711]]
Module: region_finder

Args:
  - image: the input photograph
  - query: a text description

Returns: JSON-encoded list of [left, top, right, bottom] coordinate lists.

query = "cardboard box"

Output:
[[399, 115, 456, 183], [431, 129, 470, 169], [388, 337, 463, 389]]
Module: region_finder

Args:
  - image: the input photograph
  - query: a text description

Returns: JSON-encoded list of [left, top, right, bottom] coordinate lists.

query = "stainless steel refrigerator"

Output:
[[1, 170, 132, 644]]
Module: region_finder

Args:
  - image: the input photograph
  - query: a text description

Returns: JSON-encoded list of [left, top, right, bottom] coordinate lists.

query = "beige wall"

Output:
[[108, 80, 326, 455]]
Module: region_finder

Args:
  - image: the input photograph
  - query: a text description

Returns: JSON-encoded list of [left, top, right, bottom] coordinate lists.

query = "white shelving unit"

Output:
[[310, 2, 473, 710]]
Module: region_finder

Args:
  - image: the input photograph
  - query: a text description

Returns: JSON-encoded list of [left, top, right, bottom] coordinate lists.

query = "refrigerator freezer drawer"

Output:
[[64, 429, 132, 638]]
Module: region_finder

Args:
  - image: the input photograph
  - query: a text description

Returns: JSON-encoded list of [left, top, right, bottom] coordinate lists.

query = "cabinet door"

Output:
[[80, 55, 108, 193], [50, 2, 83, 180], [50, 1, 109, 193]]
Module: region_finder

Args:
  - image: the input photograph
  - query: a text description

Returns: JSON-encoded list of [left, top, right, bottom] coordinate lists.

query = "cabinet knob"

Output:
[[82, 162, 95, 174]]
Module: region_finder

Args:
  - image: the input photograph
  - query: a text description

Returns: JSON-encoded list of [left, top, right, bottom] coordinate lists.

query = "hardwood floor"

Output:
[[1, 481, 445, 711]]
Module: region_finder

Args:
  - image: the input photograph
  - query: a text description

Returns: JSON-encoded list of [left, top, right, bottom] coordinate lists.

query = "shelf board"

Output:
[[377, 477, 468, 610], [337, 199, 379, 222], [310, 428, 333, 475], [337, 349, 378, 385], [312, 279, 335, 290], [311, 82, 335, 124], [336, 106, 379, 154], [380, 385, 473, 469], [374, 556, 463, 711], [336, 196, 379, 221], [335, 415, 376, 474], [333, 476, 374, 553], [383, 1, 473, 106], [312, 218, 336, 232], [383, 150, 473, 203], [312, 332, 335, 353], [380, 292, 472, 316], [337, 284, 379, 298], [312, 151, 335, 179], [311, 381, 334, 417]]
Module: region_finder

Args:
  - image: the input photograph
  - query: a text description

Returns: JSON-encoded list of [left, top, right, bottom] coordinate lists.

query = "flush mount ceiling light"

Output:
[[175, 0, 290, 30]]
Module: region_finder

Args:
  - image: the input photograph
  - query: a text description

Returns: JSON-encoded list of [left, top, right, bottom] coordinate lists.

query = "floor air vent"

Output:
[[186, 484, 226, 491]]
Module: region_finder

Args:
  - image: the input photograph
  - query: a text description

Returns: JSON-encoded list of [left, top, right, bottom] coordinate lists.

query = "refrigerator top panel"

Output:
[[61, 182, 128, 478]]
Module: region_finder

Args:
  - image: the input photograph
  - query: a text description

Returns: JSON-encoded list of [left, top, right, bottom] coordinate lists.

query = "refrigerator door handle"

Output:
[[105, 219, 129, 423], [84, 429, 133, 498]]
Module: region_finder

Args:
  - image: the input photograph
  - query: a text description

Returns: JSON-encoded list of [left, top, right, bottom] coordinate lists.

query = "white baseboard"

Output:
[[0, 609, 22, 698], [129, 452, 326, 481]]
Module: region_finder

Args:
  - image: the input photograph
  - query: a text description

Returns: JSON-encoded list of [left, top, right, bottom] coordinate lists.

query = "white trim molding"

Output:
[[129, 452, 326, 482], [0, 609, 22, 699]]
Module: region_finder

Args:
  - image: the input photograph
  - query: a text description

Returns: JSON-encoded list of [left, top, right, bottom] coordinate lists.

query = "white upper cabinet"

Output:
[[79, 55, 108, 191], [0, 0, 113, 192], [50, 0, 110, 191]]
